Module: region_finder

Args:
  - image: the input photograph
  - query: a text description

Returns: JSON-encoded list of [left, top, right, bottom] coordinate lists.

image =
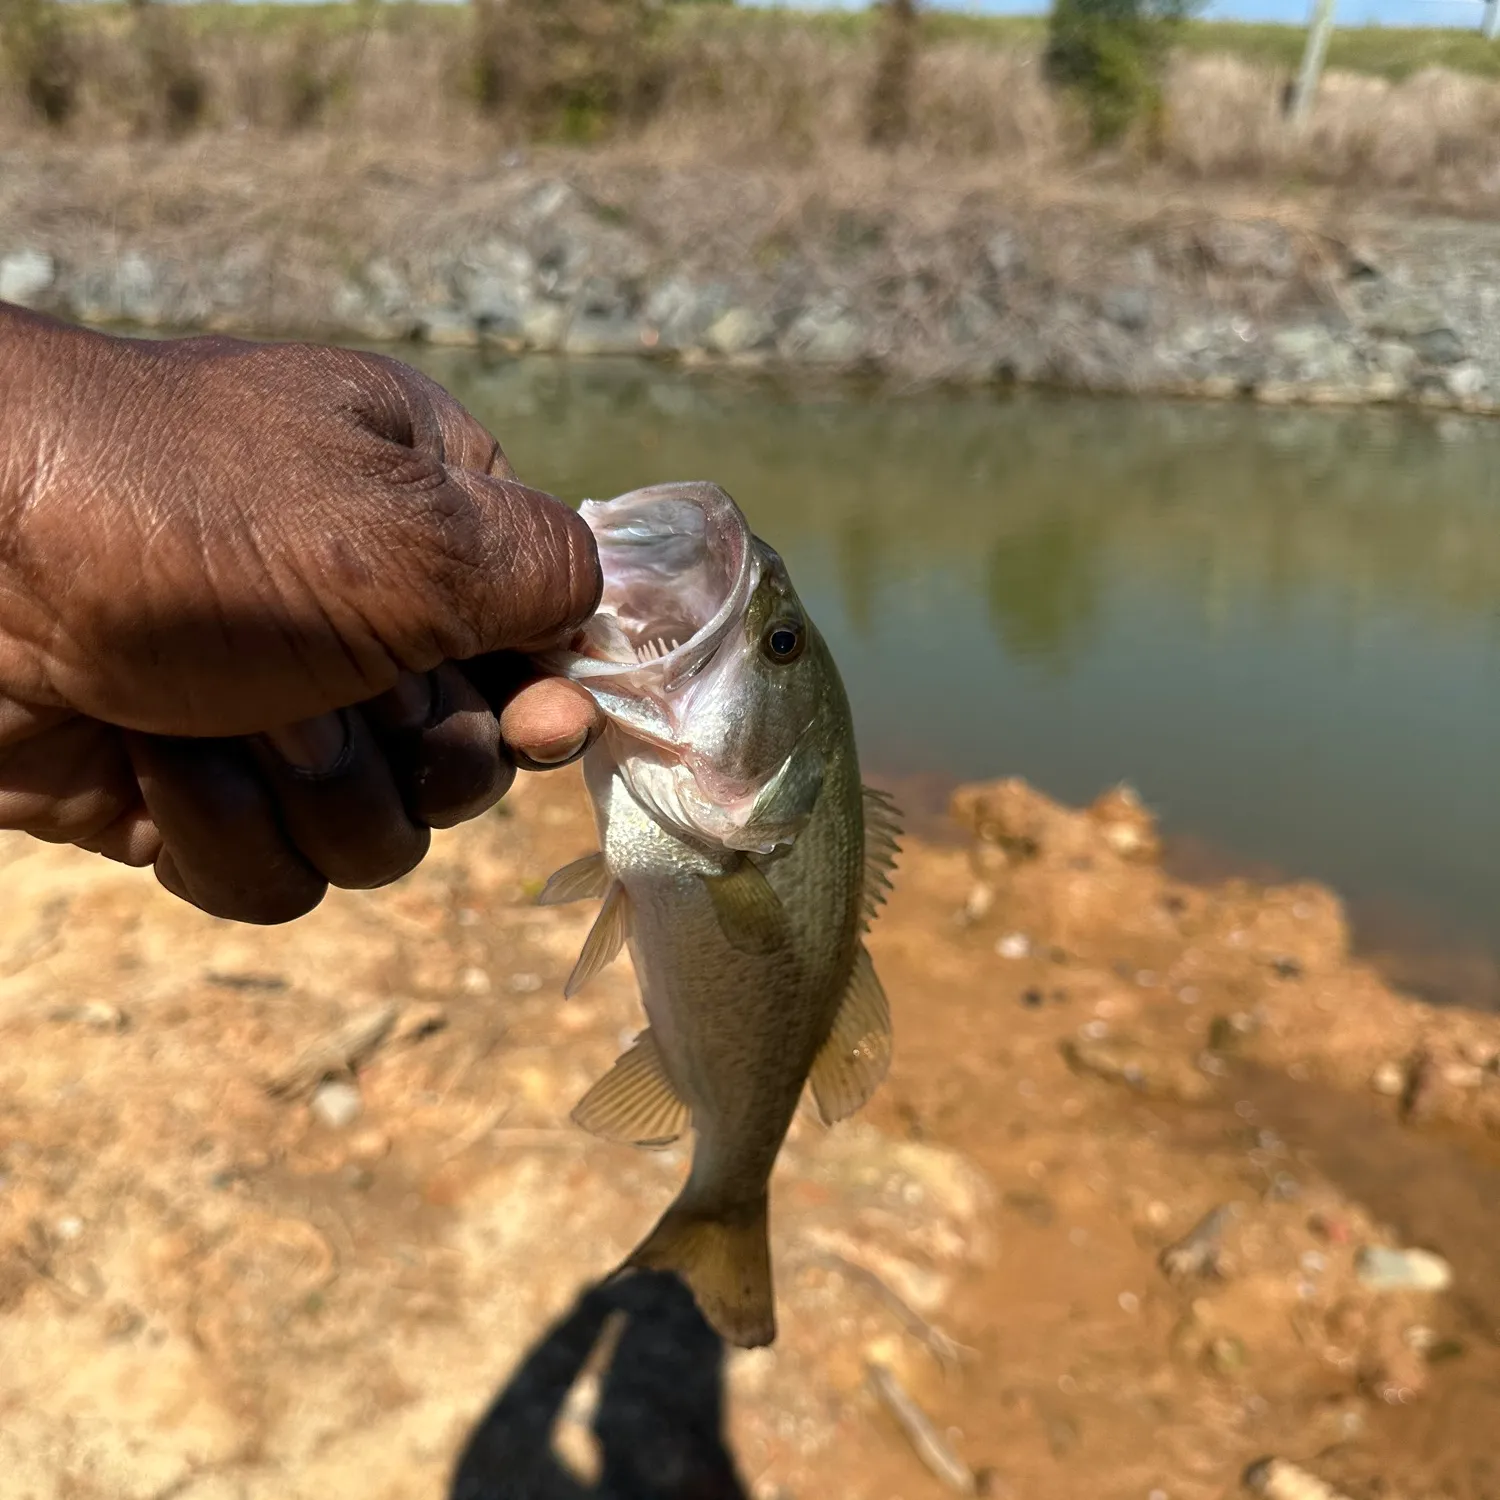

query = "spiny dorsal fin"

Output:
[[703, 860, 788, 957], [571, 1028, 690, 1147], [537, 851, 612, 905], [809, 944, 892, 1125], [862, 785, 902, 927], [564, 880, 630, 997]]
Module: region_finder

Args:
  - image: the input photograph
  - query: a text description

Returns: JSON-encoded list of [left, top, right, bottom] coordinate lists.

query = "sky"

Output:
[[743, 0, 1495, 29]]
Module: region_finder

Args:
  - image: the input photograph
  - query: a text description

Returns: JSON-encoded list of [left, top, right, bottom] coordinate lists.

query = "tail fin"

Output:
[[624, 1192, 774, 1348]]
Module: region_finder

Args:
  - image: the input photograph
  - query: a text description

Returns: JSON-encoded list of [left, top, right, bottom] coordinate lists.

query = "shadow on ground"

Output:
[[450, 1270, 750, 1500]]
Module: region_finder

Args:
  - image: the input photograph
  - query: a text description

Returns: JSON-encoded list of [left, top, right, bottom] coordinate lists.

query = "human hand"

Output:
[[0, 310, 602, 922]]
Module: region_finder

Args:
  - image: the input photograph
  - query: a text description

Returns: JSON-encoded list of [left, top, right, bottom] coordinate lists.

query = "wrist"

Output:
[[0, 307, 139, 706]]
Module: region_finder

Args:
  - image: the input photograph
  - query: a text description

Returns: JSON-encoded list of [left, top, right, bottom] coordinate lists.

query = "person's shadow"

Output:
[[449, 1270, 750, 1500]]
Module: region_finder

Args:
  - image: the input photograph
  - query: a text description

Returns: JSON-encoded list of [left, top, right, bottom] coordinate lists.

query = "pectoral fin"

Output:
[[703, 860, 788, 957], [571, 1028, 690, 1147], [564, 880, 630, 997], [809, 944, 892, 1125], [537, 852, 612, 905]]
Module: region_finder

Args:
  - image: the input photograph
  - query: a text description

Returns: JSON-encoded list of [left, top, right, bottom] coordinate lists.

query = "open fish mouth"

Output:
[[557, 481, 756, 689]]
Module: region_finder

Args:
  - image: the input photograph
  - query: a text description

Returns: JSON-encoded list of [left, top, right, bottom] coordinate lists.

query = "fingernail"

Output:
[[523, 728, 589, 767], [387, 670, 434, 729], [266, 712, 348, 773]]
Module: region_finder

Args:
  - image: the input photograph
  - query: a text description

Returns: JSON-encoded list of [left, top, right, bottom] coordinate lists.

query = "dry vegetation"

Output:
[[1, 2, 1499, 207]]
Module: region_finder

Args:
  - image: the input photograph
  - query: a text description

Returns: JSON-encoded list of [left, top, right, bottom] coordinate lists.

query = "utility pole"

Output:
[[1286, 0, 1337, 129]]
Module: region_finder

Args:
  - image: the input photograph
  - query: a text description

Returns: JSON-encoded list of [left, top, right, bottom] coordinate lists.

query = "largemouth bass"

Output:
[[534, 481, 900, 1348]]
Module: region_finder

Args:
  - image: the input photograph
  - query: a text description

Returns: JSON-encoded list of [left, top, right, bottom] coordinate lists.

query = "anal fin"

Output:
[[809, 944, 892, 1125], [571, 1028, 690, 1147], [564, 880, 630, 997]]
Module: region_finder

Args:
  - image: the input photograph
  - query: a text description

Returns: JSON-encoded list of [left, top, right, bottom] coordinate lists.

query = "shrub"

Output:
[[0, 0, 79, 127], [1045, 0, 1195, 145]]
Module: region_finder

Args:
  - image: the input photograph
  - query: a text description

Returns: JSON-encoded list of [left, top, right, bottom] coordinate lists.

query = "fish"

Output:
[[533, 480, 900, 1348]]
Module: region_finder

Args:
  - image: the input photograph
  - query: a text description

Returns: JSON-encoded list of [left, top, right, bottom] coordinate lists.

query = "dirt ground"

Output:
[[2, 766, 1499, 1500]]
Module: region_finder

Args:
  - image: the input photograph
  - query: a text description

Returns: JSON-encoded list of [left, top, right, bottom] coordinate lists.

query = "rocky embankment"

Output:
[[3, 156, 1500, 412]]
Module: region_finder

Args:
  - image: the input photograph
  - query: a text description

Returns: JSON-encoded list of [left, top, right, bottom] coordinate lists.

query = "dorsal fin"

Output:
[[563, 880, 631, 997], [861, 785, 902, 927], [809, 944, 892, 1125], [571, 1028, 690, 1147]]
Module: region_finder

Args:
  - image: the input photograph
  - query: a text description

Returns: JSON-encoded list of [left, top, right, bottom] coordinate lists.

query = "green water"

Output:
[[403, 350, 1500, 994]]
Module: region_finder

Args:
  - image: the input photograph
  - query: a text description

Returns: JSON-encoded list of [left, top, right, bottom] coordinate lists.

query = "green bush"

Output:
[[0, 0, 79, 126], [471, 0, 664, 142], [1045, 0, 1195, 145]]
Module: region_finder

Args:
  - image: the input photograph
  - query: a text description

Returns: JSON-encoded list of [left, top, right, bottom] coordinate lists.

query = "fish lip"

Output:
[[535, 480, 757, 721]]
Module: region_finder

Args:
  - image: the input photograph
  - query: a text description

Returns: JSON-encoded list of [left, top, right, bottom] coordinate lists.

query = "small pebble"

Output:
[[1118, 1291, 1140, 1313], [460, 967, 491, 995], [54, 1215, 83, 1241], [996, 932, 1031, 961], [508, 972, 544, 994], [1355, 1245, 1453, 1293], [1370, 1061, 1406, 1097], [311, 1080, 363, 1130]]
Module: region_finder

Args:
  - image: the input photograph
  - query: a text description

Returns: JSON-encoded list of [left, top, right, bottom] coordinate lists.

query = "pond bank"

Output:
[[4, 142, 1500, 413], [3, 768, 1500, 1497]]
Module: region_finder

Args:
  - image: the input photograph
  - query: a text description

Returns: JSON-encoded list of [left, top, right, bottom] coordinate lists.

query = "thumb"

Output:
[[391, 469, 603, 665]]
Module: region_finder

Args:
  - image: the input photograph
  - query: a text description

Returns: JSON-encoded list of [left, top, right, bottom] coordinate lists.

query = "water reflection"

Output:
[[395, 350, 1500, 979]]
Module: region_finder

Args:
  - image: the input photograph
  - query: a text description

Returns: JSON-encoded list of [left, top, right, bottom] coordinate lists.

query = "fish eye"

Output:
[[762, 620, 805, 664]]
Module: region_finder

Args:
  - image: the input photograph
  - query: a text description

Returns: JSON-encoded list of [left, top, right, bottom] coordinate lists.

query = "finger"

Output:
[[256, 708, 431, 888], [500, 678, 602, 771], [364, 664, 514, 829], [0, 709, 140, 845], [75, 803, 163, 867], [462, 656, 603, 771], [429, 467, 604, 655], [125, 733, 327, 924]]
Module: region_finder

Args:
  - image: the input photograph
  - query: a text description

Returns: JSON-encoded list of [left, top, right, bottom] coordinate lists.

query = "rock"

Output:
[[565, 312, 645, 356], [1088, 784, 1160, 861], [1061, 1035, 1217, 1103], [0, 249, 54, 307], [1412, 327, 1466, 366], [416, 307, 480, 347], [1363, 291, 1447, 341], [521, 301, 569, 352], [1196, 219, 1297, 279], [1370, 339, 1419, 383], [948, 290, 1000, 347], [983, 229, 1025, 280], [1244, 1457, 1355, 1500], [704, 306, 775, 356], [1443, 360, 1486, 399], [1269, 323, 1358, 383], [456, 241, 536, 335], [1100, 286, 1151, 332], [644, 276, 730, 351], [310, 1080, 363, 1130], [995, 932, 1031, 961], [1354, 1245, 1453, 1293], [781, 299, 866, 365]]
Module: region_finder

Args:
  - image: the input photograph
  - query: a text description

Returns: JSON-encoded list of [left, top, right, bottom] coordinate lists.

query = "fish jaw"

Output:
[[538, 480, 823, 853]]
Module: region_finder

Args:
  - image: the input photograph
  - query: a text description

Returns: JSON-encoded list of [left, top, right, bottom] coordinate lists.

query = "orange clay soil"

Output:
[[1, 766, 1497, 1500]]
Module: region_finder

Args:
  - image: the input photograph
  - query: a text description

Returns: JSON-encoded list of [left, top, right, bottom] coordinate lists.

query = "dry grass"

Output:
[[1, 5, 1499, 207]]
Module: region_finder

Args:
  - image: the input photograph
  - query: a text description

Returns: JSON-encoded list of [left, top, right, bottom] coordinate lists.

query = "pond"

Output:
[[400, 350, 1500, 1006]]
